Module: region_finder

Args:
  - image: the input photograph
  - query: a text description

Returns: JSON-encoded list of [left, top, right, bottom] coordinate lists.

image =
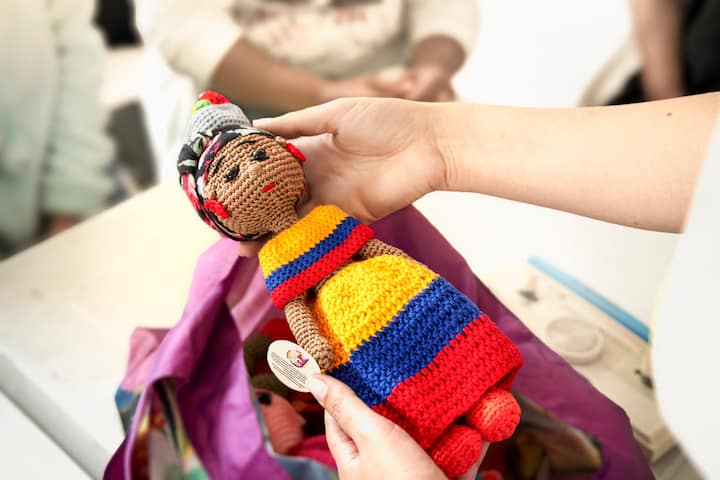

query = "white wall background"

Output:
[[415, 0, 679, 327]]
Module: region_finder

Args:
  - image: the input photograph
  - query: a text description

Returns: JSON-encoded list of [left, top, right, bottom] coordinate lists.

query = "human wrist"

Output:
[[313, 77, 337, 105], [408, 59, 453, 78], [412, 102, 451, 194], [409, 35, 464, 75], [409, 62, 452, 85], [429, 102, 476, 193], [270, 73, 328, 110], [641, 70, 684, 100], [277, 73, 329, 110]]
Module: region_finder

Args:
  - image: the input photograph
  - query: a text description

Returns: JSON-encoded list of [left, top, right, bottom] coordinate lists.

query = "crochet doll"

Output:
[[178, 91, 523, 477], [254, 388, 336, 468]]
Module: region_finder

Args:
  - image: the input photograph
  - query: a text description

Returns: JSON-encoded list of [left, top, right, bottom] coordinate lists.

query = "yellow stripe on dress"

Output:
[[313, 255, 438, 370], [259, 205, 348, 277]]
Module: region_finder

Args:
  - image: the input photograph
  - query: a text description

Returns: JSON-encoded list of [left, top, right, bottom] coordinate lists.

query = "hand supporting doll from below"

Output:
[[306, 374, 487, 480]]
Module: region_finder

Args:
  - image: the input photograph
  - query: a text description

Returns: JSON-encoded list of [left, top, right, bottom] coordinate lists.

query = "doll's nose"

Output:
[[246, 162, 262, 175]]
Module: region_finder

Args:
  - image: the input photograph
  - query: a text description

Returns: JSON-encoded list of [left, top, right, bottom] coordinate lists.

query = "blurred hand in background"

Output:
[[134, 0, 479, 181]]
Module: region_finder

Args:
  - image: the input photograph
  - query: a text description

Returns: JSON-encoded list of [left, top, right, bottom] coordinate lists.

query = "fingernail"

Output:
[[306, 374, 328, 404]]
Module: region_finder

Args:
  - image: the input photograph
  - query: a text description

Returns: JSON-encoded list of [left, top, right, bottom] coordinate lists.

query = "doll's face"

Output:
[[202, 133, 304, 237]]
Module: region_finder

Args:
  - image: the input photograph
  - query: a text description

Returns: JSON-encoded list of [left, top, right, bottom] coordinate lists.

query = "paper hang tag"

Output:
[[267, 340, 321, 392]]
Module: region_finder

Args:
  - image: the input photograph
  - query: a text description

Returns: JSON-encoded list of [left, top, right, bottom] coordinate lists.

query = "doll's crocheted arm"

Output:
[[284, 294, 334, 369], [357, 238, 410, 260]]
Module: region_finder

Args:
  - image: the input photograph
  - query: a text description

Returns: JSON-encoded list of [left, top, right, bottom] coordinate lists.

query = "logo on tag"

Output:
[[267, 340, 321, 392]]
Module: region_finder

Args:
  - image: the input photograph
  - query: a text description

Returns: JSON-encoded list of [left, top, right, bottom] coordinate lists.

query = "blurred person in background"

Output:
[[0, 0, 117, 258], [134, 0, 479, 181], [611, 0, 720, 103]]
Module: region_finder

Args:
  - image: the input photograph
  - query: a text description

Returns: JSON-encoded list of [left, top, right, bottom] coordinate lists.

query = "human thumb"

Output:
[[306, 374, 385, 441]]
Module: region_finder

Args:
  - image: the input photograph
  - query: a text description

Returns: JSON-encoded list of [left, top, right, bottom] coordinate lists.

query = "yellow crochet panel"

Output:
[[313, 255, 438, 370], [259, 205, 348, 277]]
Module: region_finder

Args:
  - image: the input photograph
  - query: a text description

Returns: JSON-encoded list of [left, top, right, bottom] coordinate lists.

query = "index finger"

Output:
[[254, 98, 355, 139]]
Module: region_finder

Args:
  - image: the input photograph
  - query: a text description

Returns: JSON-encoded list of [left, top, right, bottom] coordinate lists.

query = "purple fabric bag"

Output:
[[105, 206, 652, 479]]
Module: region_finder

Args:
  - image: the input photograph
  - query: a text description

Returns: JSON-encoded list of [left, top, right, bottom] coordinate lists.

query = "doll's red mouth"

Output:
[[262, 182, 276, 193]]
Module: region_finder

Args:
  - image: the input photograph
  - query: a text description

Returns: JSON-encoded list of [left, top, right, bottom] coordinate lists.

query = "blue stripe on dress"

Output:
[[265, 216, 360, 292], [327, 277, 482, 407]]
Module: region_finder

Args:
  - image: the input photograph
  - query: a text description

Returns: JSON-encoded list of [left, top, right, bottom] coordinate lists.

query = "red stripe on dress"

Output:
[[270, 224, 374, 308], [371, 315, 522, 449]]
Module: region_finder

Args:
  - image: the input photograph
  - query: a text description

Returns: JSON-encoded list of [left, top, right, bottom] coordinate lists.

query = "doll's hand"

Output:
[[254, 98, 446, 224], [307, 374, 484, 480]]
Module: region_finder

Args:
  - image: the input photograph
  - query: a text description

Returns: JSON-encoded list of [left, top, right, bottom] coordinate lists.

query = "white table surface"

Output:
[[0, 184, 217, 478], [0, 392, 90, 479]]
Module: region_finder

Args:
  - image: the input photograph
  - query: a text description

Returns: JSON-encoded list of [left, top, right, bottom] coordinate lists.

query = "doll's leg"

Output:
[[427, 424, 485, 478], [284, 294, 334, 369], [466, 388, 520, 442]]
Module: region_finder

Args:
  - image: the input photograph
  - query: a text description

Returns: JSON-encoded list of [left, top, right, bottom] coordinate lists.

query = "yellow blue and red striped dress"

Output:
[[258, 205, 522, 453]]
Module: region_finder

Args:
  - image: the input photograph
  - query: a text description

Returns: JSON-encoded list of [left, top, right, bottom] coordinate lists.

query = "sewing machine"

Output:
[[484, 259, 703, 480]]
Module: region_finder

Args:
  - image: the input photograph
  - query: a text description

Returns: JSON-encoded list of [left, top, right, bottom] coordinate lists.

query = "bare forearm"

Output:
[[631, 0, 685, 99], [210, 39, 327, 112], [435, 93, 720, 232]]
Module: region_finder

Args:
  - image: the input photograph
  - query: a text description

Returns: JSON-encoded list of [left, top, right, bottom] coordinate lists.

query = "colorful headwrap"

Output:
[[177, 91, 276, 241]]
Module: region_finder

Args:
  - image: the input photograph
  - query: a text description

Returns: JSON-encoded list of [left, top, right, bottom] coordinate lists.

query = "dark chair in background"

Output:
[[95, 0, 155, 189]]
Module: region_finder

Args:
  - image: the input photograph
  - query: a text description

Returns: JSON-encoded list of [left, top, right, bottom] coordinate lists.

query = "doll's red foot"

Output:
[[428, 424, 484, 478], [466, 388, 520, 442]]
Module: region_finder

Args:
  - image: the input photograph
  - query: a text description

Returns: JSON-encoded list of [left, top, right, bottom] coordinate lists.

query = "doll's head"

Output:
[[178, 91, 306, 240]]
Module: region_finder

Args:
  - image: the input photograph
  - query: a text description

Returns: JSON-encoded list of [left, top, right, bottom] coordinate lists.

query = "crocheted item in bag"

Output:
[[255, 388, 306, 455], [258, 205, 523, 478]]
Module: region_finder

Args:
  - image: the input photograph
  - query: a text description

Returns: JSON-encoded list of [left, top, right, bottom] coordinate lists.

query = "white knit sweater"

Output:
[[0, 0, 113, 249]]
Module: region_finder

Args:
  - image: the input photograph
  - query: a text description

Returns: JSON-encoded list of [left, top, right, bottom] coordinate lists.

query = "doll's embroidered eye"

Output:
[[224, 166, 240, 182], [257, 391, 272, 405], [252, 148, 268, 161]]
